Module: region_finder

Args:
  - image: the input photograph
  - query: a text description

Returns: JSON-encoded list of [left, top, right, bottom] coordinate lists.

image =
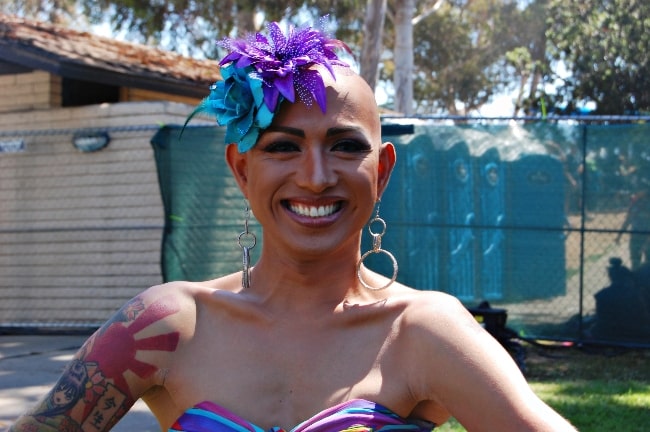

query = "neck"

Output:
[[244, 244, 369, 313]]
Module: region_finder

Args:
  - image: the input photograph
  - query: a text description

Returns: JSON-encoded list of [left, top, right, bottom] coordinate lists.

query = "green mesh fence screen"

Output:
[[151, 121, 650, 347], [151, 125, 261, 282]]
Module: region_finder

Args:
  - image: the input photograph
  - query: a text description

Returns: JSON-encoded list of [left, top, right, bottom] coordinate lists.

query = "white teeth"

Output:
[[290, 203, 338, 218]]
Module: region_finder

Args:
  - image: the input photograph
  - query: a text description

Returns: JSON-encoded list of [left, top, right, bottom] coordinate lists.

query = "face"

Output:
[[52, 384, 75, 406], [226, 70, 396, 259]]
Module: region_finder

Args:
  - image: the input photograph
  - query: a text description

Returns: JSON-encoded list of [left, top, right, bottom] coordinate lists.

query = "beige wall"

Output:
[[0, 71, 61, 113], [0, 70, 203, 113], [0, 101, 209, 327]]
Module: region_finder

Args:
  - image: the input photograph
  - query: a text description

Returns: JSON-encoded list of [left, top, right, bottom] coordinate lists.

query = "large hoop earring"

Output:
[[238, 199, 256, 289], [357, 200, 398, 290]]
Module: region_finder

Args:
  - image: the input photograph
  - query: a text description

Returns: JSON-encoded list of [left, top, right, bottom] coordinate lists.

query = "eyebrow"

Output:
[[326, 126, 363, 137], [265, 125, 363, 138], [265, 125, 305, 137]]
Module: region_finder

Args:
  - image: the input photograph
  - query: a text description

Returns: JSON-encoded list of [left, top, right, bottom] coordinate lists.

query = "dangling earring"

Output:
[[357, 200, 398, 290], [238, 199, 256, 289]]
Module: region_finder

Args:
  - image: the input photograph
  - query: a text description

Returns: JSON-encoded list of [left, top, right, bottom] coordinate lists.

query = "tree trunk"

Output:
[[359, 0, 387, 91], [393, 0, 415, 115], [236, 8, 257, 33]]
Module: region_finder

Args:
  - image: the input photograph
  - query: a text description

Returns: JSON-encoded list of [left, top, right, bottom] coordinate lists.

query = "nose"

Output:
[[295, 148, 336, 192]]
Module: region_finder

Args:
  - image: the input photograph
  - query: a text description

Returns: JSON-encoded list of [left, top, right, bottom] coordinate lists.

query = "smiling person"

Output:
[[10, 18, 577, 432]]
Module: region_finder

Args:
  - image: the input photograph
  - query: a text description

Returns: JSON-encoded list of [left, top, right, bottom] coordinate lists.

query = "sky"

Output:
[[474, 94, 517, 117]]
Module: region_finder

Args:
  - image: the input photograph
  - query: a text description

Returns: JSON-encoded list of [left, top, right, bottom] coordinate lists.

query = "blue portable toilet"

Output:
[[401, 132, 444, 290], [435, 128, 477, 302], [465, 130, 506, 301], [499, 125, 567, 300]]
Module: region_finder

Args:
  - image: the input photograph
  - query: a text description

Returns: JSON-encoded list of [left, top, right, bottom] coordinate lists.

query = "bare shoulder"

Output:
[[390, 286, 505, 368], [390, 286, 577, 431], [77, 278, 238, 395], [78, 280, 218, 382], [125, 275, 241, 339], [7, 279, 232, 432], [392, 287, 480, 338]]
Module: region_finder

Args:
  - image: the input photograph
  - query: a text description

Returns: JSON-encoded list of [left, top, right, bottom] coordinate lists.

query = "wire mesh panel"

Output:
[[473, 145, 505, 300], [373, 120, 650, 347], [0, 126, 165, 331], [577, 123, 650, 345], [151, 125, 260, 283], [3, 120, 649, 347]]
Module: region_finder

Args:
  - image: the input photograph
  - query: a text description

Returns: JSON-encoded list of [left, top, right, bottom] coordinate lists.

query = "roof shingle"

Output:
[[0, 13, 221, 98]]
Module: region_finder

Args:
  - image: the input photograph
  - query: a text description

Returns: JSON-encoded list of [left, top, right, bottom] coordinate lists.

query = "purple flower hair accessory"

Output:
[[219, 19, 351, 114], [185, 17, 351, 152]]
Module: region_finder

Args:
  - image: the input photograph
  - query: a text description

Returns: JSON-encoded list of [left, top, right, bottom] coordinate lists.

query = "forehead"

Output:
[[271, 71, 381, 138]]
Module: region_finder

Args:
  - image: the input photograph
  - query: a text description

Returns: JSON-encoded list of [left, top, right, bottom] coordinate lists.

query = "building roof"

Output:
[[0, 13, 221, 99]]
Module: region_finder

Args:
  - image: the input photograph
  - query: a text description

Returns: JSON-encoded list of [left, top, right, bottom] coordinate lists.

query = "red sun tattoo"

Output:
[[84, 295, 181, 400]]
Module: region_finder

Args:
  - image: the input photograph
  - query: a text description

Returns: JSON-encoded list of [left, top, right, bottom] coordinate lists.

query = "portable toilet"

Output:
[[465, 129, 506, 301], [401, 133, 444, 290], [435, 128, 477, 302], [499, 125, 567, 300]]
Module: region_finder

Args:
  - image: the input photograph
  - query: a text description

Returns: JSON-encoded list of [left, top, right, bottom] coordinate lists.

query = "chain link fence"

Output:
[[0, 125, 166, 332], [2, 119, 649, 347], [371, 119, 650, 347]]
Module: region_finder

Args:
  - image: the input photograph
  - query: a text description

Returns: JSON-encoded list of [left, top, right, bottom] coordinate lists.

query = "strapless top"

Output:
[[169, 398, 436, 431]]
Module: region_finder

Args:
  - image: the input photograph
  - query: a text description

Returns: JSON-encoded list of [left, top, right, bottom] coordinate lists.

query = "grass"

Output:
[[435, 344, 650, 431]]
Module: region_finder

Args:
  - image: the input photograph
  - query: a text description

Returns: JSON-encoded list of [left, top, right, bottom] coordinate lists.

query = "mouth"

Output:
[[285, 201, 343, 218]]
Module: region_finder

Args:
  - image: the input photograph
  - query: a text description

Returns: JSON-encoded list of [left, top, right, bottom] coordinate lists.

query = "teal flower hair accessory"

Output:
[[206, 63, 274, 152], [186, 17, 351, 153]]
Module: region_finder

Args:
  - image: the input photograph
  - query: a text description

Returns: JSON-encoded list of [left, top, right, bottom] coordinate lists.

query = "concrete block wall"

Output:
[[0, 101, 213, 327], [0, 71, 61, 113]]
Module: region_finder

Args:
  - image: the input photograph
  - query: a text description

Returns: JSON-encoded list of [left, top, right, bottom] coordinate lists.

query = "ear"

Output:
[[377, 142, 396, 198], [225, 143, 249, 197]]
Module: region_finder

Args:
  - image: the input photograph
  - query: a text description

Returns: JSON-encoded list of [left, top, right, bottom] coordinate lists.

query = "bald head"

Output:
[[266, 66, 382, 145]]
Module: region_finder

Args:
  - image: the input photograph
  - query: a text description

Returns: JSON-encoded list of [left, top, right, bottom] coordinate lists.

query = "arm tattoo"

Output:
[[12, 295, 181, 431]]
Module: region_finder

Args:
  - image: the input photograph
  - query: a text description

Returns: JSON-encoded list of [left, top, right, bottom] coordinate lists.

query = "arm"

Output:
[[10, 286, 183, 432], [403, 293, 577, 432]]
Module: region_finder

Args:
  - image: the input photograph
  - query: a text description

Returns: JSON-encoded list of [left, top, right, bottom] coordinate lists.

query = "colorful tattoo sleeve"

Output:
[[10, 294, 181, 432]]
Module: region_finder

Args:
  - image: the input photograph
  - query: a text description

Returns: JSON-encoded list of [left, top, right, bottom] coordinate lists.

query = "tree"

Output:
[[359, 0, 387, 91], [391, 0, 415, 115], [6, 0, 587, 117], [1, 1, 335, 57], [376, 0, 444, 114], [80, 0, 274, 56], [2, 0, 78, 25], [546, 0, 650, 115], [406, 0, 535, 115], [500, 0, 550, 116]]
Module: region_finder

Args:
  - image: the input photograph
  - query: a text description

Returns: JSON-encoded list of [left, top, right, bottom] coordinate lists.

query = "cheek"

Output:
[[357, 160, 380, 194], [346, 172, 380, 215], [243, 166, 284, 212]]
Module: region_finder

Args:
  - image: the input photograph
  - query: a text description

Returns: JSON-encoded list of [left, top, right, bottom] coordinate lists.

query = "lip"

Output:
[[283, 199, 344, 225]]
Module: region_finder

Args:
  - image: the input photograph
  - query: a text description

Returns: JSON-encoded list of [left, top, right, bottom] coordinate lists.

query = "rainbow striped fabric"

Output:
[[169, 398, 436, 432]]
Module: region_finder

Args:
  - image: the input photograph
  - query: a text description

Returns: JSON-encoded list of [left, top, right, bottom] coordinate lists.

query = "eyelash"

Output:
[[333, 140, 372, 153], [262, 141, 298, 153], [262, 139, 371, 154]]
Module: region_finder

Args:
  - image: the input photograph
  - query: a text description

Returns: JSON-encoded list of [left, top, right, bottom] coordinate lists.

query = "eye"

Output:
[[331, 139, 372, 153], [261, 140, 301, 153]]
